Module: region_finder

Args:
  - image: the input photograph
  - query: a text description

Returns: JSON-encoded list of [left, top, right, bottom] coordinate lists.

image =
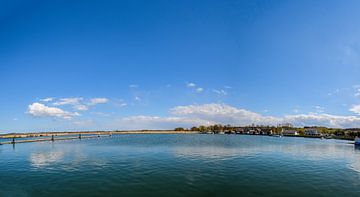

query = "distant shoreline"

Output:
[[0, 130, 356, 145]]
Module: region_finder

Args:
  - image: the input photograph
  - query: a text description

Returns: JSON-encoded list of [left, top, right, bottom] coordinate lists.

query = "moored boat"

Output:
[[355, 137, 360, 145], [272, 134, 282, 138]]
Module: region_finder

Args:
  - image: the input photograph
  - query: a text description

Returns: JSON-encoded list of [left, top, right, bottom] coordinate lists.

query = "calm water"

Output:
[[1, 134, 360, 197]]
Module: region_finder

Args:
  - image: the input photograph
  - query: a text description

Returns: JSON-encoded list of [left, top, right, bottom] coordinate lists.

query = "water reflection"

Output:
[[354, 145, 360, 151], [173, 146, 265, 160], [172, 137, 360, 174], [30, 151, 64, 167], [349, 146, 360, 173], [28, 143, 108, 170]]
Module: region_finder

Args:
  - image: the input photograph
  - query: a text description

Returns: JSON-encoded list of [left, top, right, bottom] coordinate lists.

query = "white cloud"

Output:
[[73, 104, 89, 111], [27, 103, 79, 120], [212, 89, 227, 96], [284, 113, 360, 128], [88, 98, 109, 106], [186, 82, 196, 87], [40, 97, 54, 102], [53, 97, 83, 106], [355, 88, 360, 97], [171, 103, 279, 126], [186, 82, 204, 93], [350, 105, 360, 115], [196, 87, 204, 92], [27, 98, 360, 129], [315, 106, 325, 113], [129, 84, 139, 88], [114, 99, 127, 107], [50, 97, 108, 111], [119, 103, 127, 107], [112, 103, 360, 129]]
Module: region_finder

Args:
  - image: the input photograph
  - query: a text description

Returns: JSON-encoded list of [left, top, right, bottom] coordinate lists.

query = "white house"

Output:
[[304, 128, 320, 136], [282, 129, 299, 136]]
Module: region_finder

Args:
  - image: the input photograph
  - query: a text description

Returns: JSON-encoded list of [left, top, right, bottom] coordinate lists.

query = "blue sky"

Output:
[[1, 0, 360, 132]]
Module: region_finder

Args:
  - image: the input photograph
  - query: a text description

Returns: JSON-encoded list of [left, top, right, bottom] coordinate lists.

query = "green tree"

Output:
[[191, 126, 199, 131], [174, 127, 185, 131]]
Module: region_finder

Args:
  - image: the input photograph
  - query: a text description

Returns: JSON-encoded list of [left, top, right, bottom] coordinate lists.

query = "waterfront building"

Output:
[[282, 129, 299, 136], [279, 123, 293, 128], [304, 128, 320, 136]]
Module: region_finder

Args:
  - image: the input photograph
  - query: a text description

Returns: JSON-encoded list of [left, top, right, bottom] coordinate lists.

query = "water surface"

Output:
[[1, 134, 360, 197]]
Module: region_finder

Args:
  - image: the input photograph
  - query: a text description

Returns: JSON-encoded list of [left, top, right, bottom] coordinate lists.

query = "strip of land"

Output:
[[1, 125, 360, 145]]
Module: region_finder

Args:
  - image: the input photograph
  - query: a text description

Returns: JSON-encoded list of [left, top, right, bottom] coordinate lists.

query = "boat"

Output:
[[272, 134, 282, 138], [355, 137, 360, 145]]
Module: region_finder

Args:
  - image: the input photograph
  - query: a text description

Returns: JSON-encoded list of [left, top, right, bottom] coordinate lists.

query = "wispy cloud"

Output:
[[186, 82, 204, 93], [40, 97, 54, 102], [196, 87, 204, 93], [53, 97, 83, 106], [355, 88, 360, 97], [73, 104, 89, 111], [293, 108, 299, 113], [314, 106, 325, 113], [114, 99, 127, 107], [88, 98, 109, 106], [186, 82, 196, 87], [50, 97, 108, 111], [129, 84, 139, 88], [33, 97, 111, 114], [212, 89, 227, 96]]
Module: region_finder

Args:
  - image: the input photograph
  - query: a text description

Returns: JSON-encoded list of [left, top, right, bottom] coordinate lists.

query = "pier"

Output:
[[0, 130, 198, 145], [0, 135, 107, 145]]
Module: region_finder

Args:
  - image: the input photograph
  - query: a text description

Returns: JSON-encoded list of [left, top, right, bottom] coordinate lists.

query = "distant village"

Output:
[[175, 123, 360, 140]]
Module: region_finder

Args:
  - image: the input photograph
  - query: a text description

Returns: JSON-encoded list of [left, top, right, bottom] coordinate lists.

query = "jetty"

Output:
[[0, 135, 106, 145], [0, 130, 199, 145]]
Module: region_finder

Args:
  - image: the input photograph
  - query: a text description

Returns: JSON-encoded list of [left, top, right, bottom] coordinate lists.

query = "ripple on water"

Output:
[[1, 134, 360, 197]]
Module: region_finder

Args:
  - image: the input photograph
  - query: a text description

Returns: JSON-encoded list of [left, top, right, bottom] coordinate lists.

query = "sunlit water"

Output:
[[1, 134, 360, 197]]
